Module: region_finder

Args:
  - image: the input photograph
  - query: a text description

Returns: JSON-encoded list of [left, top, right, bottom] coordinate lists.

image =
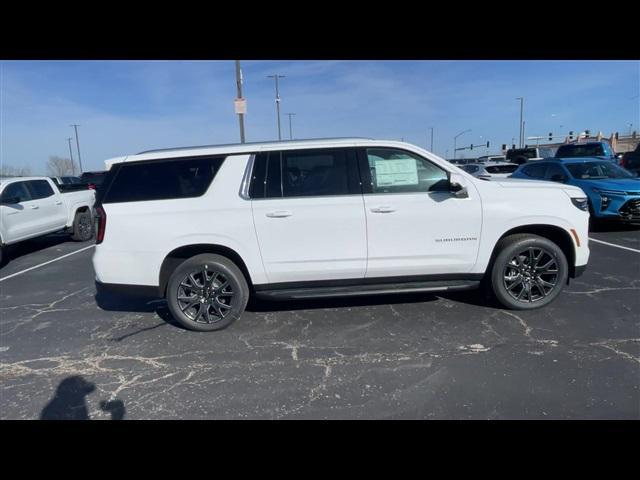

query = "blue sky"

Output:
[[1, 60, 638, 173]]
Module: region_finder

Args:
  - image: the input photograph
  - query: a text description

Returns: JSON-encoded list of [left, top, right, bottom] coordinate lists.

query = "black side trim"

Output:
[[573, 265, 587, 278], [256, 279, 480, 300], [254, 273, 484, 292], [95, 281, 159, 298]]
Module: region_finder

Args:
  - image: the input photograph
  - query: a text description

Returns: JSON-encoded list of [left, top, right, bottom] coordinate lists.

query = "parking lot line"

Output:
[[589, 238, 640, 254], [0, 245, 96, 282]]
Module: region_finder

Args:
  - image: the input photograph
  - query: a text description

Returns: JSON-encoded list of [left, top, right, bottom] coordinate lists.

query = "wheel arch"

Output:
[[488, 224, 577, 280], [158, 244, 253, 297]]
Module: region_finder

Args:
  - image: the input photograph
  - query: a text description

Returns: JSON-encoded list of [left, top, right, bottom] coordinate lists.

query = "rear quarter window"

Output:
[[102, 156, 225, 204]]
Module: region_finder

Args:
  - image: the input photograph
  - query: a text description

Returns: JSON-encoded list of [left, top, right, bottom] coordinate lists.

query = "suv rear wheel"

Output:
[[490, 234, 568, 310], [166, 254, 249, 331]]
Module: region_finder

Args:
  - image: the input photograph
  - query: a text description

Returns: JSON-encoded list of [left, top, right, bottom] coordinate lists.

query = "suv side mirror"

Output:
[[550, 174, 566, 183], [449, 173, 469, 198], [0, 196, 21, 205]]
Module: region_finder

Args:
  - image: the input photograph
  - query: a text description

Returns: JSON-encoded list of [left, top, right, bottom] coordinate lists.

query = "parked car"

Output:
[[555, 141, 620, 163], [79, 171, 108, 191], [505, 147, 556, 165], [0, 177, 96, 264], [475, 155, 507, 163], [511, 158, 640, 223], [460, 162, 520, 180], [620, 143, 640, 175], [93, 138, 590, 331]]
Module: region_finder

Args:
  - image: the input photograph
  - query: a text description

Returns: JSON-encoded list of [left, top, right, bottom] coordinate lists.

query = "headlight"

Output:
[[591, 188, 622, 211], [571, 197, 589, 211]]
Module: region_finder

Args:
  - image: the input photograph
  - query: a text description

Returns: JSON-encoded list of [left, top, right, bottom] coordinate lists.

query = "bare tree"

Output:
[[0, 164, 32, 177], [47, 156, 78, 176]]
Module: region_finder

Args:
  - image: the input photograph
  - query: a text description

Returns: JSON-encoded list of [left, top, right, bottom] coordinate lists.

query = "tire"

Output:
[[166, 254, 249, 332], [490, 234, 568, 310], [71, 210, 94, 241]]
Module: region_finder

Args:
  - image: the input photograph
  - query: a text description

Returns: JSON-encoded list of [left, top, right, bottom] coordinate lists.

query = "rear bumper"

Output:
[[95, 281, 160, 298]]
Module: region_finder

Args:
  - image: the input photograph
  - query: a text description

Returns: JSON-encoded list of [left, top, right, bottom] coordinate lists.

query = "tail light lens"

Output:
[[95, 205, 106, 244], [88, 183, 96, 190]]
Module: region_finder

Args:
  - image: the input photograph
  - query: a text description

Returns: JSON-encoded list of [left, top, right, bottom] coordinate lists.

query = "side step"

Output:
[[255, 280, 480, 300]]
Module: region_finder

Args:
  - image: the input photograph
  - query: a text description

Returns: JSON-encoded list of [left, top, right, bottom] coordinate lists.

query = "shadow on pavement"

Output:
[[40, 375, 126, 420], [589, 220, 640, 233], [0, 233, 73, 268]]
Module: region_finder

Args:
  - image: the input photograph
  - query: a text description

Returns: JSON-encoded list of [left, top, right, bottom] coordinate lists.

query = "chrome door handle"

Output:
[[266, 210, 293, 218], [370, 206, 395, 213], [30, 205, 39, 209], [55, 201, 63, 205]]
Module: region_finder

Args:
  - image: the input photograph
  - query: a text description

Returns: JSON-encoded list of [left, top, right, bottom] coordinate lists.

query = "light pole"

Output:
[[428, 127, 434, 151], [516, 97, 524, 148], [235, 60, 246, 143], [67, 137, 76, 176], [286, 113, 296, 140], [453, 129, 471, 159], [70, 124, 83, 173], [267, 74, 285, 140]]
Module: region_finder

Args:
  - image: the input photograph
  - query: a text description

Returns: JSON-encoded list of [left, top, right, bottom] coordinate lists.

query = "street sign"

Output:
[[234, 98, 247, 114]]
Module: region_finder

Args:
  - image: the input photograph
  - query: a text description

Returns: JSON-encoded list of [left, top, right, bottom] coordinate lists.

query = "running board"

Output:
[[255, 280, 480, 300]]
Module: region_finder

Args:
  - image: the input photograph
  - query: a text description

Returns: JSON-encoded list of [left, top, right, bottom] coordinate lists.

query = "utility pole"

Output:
[[70, 124, 83, 173], [516, 97, 524, 148], [67, 137, 76, 176], [235, 60, 246, 143], [428, 127, 434, 151], [267, 74, 285, 140], [286, 113, 296, 140]]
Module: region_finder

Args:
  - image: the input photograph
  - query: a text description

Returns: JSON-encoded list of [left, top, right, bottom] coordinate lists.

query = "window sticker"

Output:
[[374, 157, 419, 187]]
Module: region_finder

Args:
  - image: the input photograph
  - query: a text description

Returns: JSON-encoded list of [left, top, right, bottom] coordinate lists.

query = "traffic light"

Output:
[[569, 131, 574, 140], [501, 144, 507, 151], [585, 129, 590, 137], [615, 132, 619, 140], [486, 141, 490, 148], [548, 132, 553, 141], [512, 144, 516, 149], [470, 144, 473, 150]]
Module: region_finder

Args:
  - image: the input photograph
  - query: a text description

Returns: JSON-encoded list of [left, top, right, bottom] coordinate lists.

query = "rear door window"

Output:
[[103, 156, 225, 204], [27, 180, 55, 199], [521, 163, 548, 179]]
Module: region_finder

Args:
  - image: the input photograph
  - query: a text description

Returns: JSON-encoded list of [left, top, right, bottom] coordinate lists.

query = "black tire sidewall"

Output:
[[72, 211, 94, 241], [491, 235, 568, 310], [166, 254, 249, 331]]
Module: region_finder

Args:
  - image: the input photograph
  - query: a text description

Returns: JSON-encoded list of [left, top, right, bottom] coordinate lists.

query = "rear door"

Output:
[[26, 180, 67, 231], [360, 147, 482, 277], [250, 148, 367, 283]]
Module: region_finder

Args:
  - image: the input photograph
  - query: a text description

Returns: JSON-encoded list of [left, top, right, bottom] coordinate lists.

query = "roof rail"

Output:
[[136, 137, 373, 155]]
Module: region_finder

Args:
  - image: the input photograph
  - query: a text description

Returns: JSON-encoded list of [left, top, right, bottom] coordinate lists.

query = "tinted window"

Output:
[[27, 180, 55, 199], [507, 148, 538, 160], [521, 163, 548, 179], [80, 172, 107, 185], [556, 144, 606, 158], [462, 165, 479, 173], [544, 163, 567, 180], [252, 149, 360, 199], [367, 148, 448, 193], [485, 164, 519, 174], [103, 156, 224, 204], [1, 182, 32, 203]]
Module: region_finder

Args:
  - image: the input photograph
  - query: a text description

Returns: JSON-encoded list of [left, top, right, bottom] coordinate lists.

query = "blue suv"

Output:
[[555, 141, 621, 162], [511, 158, 640, 223]]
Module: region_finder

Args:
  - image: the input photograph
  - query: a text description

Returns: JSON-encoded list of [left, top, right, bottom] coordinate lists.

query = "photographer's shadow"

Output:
[[40, 375, 125, 420]]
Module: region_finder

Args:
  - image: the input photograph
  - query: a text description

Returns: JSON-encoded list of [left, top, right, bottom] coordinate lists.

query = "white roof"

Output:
[[103, 138, 435, 169]]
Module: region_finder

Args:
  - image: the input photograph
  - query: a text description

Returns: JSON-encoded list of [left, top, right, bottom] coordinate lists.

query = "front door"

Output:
[[251, 148, 367, 284], [360, 148, 482, 278]]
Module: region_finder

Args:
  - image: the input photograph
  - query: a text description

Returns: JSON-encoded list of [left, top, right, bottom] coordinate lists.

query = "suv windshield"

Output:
[[565, 161, 635, 180], [507, 148, 538, 160], [556, 144, 606, 158]]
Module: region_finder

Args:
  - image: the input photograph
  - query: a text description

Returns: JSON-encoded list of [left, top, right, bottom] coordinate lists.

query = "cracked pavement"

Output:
[[0, 228, 639, 419]]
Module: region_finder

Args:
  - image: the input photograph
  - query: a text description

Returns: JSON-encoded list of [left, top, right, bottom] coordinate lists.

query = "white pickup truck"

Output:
[[0, 176, 96, 264]]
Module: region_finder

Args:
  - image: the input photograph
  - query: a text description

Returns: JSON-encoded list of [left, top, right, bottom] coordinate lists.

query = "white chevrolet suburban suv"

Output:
[[93, 138, 590, 331], [1, 176, 95, 264]]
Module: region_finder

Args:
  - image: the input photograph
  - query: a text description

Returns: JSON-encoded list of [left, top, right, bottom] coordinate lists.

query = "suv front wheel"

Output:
[[166, 254, 249, 331], [490, 234, 568, 310]]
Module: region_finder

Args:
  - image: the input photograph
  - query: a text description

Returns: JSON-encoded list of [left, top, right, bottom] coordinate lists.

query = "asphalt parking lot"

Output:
[[1, 225, 638, 420]]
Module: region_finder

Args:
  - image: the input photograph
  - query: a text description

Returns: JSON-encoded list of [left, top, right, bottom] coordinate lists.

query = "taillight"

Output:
[[88, 183, 96, 190], [95, 205, 106, 244]]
